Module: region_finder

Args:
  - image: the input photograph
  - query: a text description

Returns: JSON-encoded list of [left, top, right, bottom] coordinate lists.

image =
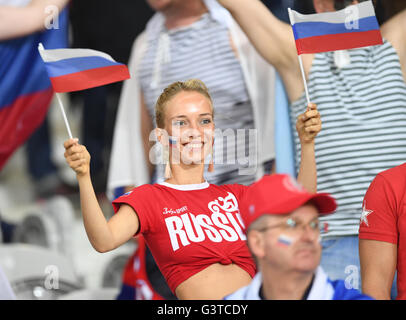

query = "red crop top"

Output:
[[112, 181, 256, 294]]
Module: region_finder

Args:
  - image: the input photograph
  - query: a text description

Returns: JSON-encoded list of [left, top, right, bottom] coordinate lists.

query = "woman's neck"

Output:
[[165, 163, 206, 185], [162, 0, 208, 30]]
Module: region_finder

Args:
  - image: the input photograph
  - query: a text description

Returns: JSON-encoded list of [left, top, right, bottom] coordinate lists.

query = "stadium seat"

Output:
[[0, 243, 82, 299], [12, 195, 75, 258]]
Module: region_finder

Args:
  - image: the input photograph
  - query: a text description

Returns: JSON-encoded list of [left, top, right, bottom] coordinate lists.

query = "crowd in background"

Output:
[[1, 0, 406, 300]]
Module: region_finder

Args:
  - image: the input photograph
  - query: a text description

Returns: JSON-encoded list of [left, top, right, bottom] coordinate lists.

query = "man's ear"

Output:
[[313, 0, 335, 13], [248, 231, 266, 260]]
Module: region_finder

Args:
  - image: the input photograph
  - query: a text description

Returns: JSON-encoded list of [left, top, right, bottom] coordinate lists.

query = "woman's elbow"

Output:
[[91, 242, 115, 253]]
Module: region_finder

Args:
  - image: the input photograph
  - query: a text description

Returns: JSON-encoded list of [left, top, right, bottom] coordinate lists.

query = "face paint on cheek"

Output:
[[276, 234, 295, 247], [168, 136, 178, 148]]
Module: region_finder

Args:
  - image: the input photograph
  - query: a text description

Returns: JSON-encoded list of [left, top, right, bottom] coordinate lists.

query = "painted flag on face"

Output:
[[277, 234, 294, 247], [38, 46, 130, 93], [288, 0, 383, 55], [168, 136, 178, 147]]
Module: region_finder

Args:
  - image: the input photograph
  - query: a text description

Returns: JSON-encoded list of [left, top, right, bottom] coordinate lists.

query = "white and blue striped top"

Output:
[[290, 41, 406, 237]]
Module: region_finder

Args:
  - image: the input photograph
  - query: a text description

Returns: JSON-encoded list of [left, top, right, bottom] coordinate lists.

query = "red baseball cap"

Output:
[[240, 174, 337, 229]]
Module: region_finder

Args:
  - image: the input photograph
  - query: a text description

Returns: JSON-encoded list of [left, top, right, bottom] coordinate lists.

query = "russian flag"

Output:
[[38, 46, 130, 93], [0, 9, 68, 171], [288, 1, 383, 55], [277, 234, 294, 247]]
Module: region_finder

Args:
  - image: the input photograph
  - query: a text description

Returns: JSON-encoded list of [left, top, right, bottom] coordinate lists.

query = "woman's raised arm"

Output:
[[295, 103, 321, 193], [218, 0, 297, 72], [64, 138, 140, 253]]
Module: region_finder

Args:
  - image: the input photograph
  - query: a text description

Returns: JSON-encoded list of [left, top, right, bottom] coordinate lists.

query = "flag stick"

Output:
[[288, 8, 311, 107], [55, 92, 73, 139], [38, 42, 73, 139], [298, 54, 311, 106]]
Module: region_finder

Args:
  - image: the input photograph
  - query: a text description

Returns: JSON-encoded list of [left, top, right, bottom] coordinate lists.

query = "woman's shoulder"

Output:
[[132, 182, 168, 192], [114, 184, 163, 203], [210, 183, 249, 199], [112, 184, 164, 214]]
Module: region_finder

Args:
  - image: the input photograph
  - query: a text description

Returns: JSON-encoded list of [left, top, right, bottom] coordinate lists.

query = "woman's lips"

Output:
[[182, 141, 205, 149]]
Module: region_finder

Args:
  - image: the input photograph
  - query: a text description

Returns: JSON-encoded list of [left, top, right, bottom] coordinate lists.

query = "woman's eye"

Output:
[[201, 118, 212, 125], [173, 120, 186, 126]]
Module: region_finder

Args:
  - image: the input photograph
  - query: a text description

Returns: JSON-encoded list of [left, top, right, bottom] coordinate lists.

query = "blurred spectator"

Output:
[[0, 0, 68, 40], [217, 0, 406, 293], [0, 0, 69, 245], [0, 0, 70, 199], [69, 0, 154, 193], [359, 163, 406, 300], [225, 174, 371, 300]]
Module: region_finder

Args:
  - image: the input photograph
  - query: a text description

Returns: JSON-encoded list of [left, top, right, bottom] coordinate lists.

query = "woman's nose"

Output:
[[183, 126, 201, 140]]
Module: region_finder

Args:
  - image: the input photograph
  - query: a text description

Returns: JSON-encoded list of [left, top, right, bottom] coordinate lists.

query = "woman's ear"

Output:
[[155, 128, 168, 147]]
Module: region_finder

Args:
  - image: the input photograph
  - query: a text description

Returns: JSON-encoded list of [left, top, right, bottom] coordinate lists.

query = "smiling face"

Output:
[[159, 90, 215, 166], [248, 204, 322, 274]]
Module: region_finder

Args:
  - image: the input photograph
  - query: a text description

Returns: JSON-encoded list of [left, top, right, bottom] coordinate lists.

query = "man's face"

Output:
[[250, 204, 322, 273]]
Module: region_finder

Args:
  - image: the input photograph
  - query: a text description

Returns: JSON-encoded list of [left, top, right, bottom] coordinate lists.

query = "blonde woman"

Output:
[[63, 79, 321, 299]]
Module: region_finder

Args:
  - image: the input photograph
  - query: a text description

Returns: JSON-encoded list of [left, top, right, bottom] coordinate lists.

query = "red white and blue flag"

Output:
[[38, 46, 130, 93], [288, 1, 383, 55], [0, 9, 68, 171]]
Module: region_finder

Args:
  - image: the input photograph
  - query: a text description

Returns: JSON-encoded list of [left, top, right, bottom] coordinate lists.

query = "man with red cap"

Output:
[[225, 174, 372, 300]]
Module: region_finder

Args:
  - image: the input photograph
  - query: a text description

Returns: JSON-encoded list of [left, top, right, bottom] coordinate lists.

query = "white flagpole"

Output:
[[288, 8, 311, 107], [55, 92, 73, 139], [38, 43, 73, 139], [297, 55, 311, 106]]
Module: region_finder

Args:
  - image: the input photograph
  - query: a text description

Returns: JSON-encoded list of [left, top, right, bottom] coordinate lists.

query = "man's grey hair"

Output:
[[247, 214, 272, 233]]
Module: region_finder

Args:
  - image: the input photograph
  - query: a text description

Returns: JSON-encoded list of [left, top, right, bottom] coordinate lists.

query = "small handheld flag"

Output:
[[288, 1, 382, 55], [38, 44, 130, 93], [38, 43, 131, 139], [287, 1, 383, 105]]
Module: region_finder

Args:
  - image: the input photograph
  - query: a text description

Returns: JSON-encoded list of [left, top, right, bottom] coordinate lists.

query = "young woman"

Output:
[[64, 79, 321, 299]]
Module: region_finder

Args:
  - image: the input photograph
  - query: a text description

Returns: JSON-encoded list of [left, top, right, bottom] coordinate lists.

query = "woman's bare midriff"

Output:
[[175, 263, 253, 300]]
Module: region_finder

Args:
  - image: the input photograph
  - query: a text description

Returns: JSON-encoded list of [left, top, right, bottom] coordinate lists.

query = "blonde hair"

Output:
[[155, 79, 214, 128]]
